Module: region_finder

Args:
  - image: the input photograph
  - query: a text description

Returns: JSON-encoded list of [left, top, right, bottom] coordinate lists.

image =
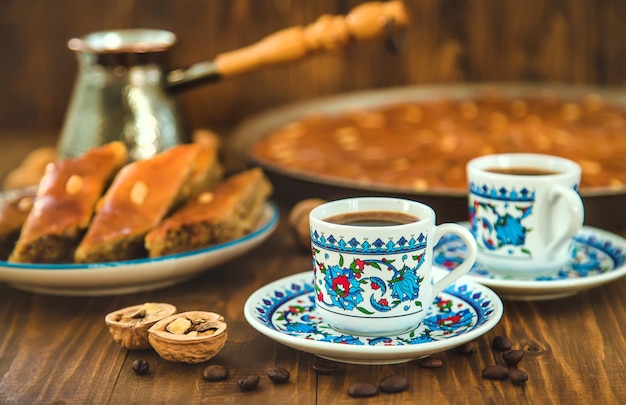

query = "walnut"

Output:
[[104, 302, 177, 350], [148, 311, 227, 364], [288, 198, 326, 251]]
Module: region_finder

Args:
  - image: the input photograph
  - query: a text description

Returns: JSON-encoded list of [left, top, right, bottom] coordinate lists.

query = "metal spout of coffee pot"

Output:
[[58, 1, 410, 161]]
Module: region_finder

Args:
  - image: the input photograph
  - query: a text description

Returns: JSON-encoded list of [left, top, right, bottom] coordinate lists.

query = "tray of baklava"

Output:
[[0, 132, 278, 296]]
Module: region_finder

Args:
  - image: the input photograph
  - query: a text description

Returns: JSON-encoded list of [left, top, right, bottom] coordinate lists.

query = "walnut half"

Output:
[[148, 311, 227, 364], [288, 198, 326, 251], [104, 302, 177, 350]]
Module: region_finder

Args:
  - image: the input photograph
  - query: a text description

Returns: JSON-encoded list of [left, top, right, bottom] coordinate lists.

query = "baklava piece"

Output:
[[74, 144, 202, 263], [8, 142, 127, 263], [0, 189, 36, 260], [186, 130, 224, 197], [145, 168, 272, 257]]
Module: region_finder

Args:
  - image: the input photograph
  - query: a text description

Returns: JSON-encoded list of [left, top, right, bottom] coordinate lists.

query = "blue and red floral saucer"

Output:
[[244, 271, 503, 365], [434, 224, 626, 301]]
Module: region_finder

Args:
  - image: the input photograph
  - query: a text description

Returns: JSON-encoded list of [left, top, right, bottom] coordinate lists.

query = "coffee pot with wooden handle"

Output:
[[58, 1, 409, 160]]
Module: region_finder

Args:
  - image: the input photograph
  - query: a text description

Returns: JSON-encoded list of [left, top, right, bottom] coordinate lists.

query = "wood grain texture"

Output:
[[1, 2, 626, 401], [0, 0, 625, 137], [0, 194, 624, 403]]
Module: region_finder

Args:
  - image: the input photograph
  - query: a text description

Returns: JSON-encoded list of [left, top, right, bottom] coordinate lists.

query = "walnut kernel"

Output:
[[105, 302, 177, 350], [148, 311, 227, 364]]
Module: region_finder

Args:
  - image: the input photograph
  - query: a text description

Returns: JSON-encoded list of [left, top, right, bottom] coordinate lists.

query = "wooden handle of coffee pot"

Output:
[[215, 1, 410, 77], [166, 1, 409, 92]]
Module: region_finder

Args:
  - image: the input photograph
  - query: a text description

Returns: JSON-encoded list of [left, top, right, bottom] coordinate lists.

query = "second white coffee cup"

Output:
[[467, 153, 585, 277]]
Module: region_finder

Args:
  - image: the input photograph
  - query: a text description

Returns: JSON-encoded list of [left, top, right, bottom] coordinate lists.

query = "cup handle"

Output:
[[431, 223, 478, 297], [542, 186, 585, 259]]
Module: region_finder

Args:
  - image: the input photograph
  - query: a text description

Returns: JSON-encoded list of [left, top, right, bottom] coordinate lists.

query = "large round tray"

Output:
[[228, 83, 626, 230]]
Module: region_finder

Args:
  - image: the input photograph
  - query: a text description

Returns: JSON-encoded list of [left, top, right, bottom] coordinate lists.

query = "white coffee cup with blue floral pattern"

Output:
[[309, 197, 477, 337], [467, 153, 584, 277]]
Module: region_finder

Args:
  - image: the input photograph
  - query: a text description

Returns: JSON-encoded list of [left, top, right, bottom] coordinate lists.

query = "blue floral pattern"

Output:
[[471, 200, 533, 255], [251, 274, 498, 345], [314, 252, 426, 315], [469, 181, 579, 258], [434, 227, 626, 280]]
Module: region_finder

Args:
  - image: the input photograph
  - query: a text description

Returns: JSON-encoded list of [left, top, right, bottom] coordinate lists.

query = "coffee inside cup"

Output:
[[324, 211, 420, 226], [485, 167, 561, 176]]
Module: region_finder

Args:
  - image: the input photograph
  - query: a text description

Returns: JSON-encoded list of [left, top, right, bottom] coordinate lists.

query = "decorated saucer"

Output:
[[434, 224, 626, 301], [244, 271, 503, 365]]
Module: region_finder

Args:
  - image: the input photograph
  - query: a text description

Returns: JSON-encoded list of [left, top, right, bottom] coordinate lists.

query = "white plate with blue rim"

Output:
[[0, 202, 279, 296], [434, 223, 626, 301], [244, 270, 503, 365]]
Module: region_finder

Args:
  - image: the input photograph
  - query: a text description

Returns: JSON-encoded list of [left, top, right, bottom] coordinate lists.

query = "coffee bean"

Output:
[[419, 356, 443, 368], [267, 367, 290, 384], [502, 349, 525, 367], [348, 382, 379, 398], [481, 365, 509, 380], [131, 359, 150, 375], [203, 364, 229, 382], [237, 375, 260, 391], [378, 374, 409, 393], [313, 358, 337, 375], [509, 368, 529, 385], [455, 341, 476, 355], [492, 335, 513, 351]]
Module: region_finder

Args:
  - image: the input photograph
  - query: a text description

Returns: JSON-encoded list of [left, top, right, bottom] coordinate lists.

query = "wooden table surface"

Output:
[[0, 132, 625, 405]]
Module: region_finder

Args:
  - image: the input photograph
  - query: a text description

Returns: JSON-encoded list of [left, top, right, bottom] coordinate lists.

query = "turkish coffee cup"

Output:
[[309, 197, 477, 337]]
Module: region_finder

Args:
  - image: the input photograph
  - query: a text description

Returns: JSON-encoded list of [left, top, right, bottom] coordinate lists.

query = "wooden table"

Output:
[[0, 133, 625, 404]]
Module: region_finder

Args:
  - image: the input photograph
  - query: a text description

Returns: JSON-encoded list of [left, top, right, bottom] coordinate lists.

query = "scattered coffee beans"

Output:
[[455, 341, 476, 355], [502, 350, 525, 367], [203, 364, 229, 382], [312, 357, 337, 375], [378, 374, 409, 393], [419, 356, 444, 368], [492, 335, 513, 351], [509, 368, 529, 385], [132, 359, 150, 375], [267, 367, 290, 384], [481, 365, 509, 380], [237, 375, 260, 391], [348, 382, 379, 398]]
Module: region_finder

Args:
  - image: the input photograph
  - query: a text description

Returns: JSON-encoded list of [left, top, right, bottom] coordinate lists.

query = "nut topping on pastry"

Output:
[[65, 174, 83, 195], [130, 180, 149, 205]]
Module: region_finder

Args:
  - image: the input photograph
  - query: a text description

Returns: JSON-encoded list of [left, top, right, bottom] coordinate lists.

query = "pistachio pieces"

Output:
[[104, 302, 177, 351]]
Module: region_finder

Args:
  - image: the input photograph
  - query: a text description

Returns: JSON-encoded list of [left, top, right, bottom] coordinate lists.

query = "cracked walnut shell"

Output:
[[105, 302, 177, 350], [148, 311, 227, 363]]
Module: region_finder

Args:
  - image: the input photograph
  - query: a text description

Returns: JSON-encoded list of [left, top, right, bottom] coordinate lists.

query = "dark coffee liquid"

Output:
[[324, 211, 420, 226], [485, 167, 561, 176]]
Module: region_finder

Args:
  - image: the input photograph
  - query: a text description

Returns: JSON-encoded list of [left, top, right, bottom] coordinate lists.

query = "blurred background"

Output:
[[1, 0, 625, 135], [1, 0, 625, 192]]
